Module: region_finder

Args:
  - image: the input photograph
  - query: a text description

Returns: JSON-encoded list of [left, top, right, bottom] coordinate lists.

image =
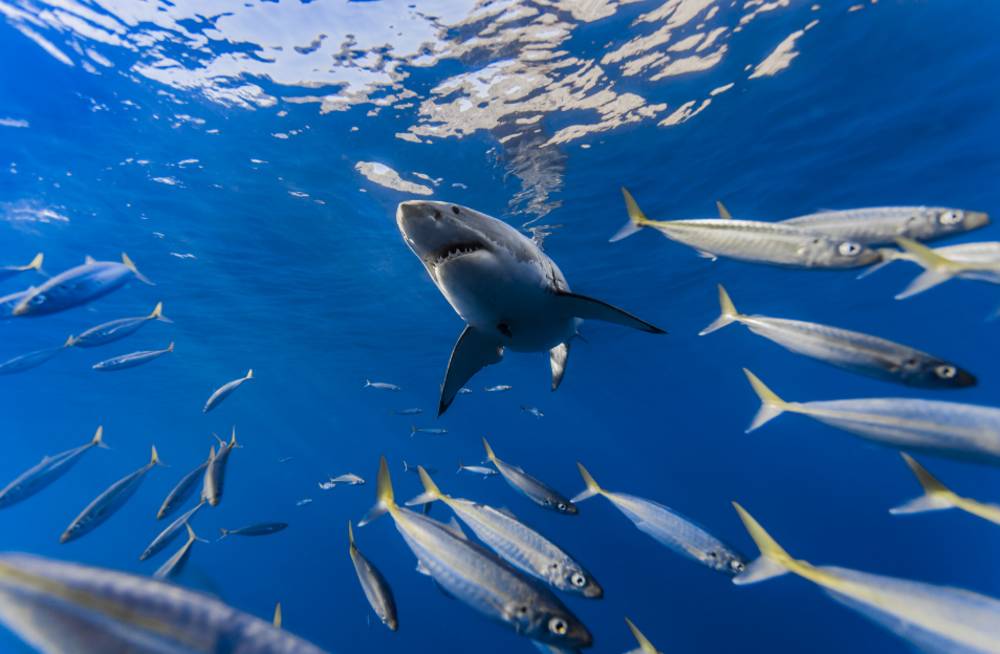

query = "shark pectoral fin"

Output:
[[553, 290, 666, 334], [549, 342, 570, 391], [439, 325, 504, 416]]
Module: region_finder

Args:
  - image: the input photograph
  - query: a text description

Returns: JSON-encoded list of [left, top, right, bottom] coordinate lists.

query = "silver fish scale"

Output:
[[447, 500, 585, 591], [803, 398, 1000, 463]]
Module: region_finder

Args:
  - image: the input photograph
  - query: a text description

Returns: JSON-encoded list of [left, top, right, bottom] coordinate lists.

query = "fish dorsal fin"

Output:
[[716, 200, 733, 220], [443, 517, 467, 540], [553, 290, 665, 334], [438, 325, 504, 416], [496, 506, 517, 520], [889, 453, 955, 515], [549, 342, 570, 391], [273, 602, 282, 629], [85, 255, 96, 264], [625, 617, 660, 654]]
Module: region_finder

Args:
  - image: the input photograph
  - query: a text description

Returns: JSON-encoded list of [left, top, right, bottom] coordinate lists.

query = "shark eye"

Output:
[[935, 364, 957, 379], [939, 210, 963, 225], [548, 617, 568, 635], [451, 205, 460, 215], [838, 242, 862, 256]]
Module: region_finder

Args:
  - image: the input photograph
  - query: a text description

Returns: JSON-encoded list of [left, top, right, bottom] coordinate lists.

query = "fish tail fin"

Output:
[[359, 456, 394, 526], [64, 334, 77, 347], [122, 252, 154, 285], [743, 369, 789, 432], [406, 466, 444, 507], [364, 379, 372, 388], [482, 436, 497, 463], [572, 462, 604, 503], [700, 284, 742, 335], [186, 522, 208, 544], [895, 237, 958, 270], [347, 521, 355, 547], [218, 528, 229, 541], [25, 252, 44, 271], [167, 341, 175, 352], [402, 460, 411, 473], [150, 302, 173, 323], [731, 502, 794, 585], [892, 238, 958, 299], [273, 602, 282, 629], [245, 369, 254, 380], [456, 459, 463, 474], [716, 200, 733, 220], [610, 187, 651, 242], [856, 249, 899, 280], [91, 425, 109, 449], [889, 453, 956, 515], [150, 445, 163, 467], [410, 425, 417, 438], [624, 618, 657, 652], [228, 426, 238, 448]]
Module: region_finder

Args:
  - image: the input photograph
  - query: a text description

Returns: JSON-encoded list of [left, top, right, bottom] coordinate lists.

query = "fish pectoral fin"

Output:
[[439, 325, 504, 416], [549, 342, 570, 391], [553, 290, 665, 334], [415, 559, 432, 576], [695, 250, 718, 261]]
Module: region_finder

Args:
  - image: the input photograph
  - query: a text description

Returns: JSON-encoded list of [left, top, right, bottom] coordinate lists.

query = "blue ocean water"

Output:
[[0, 0, 999, 652]]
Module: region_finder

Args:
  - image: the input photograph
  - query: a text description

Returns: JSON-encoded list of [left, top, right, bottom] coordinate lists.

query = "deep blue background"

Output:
[[0, 1, 999, 653]]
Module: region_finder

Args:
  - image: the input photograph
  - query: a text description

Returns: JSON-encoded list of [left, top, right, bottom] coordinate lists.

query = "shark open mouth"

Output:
[[431, 241, 486, 267]]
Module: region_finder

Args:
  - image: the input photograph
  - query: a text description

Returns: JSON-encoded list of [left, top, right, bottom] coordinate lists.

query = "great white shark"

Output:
[[396, 200, 665, 415]]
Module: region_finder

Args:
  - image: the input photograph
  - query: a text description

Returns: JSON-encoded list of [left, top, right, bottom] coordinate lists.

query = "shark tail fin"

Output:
[[716, 200, 734, 220], [150, 302, 173, 323], [359, 456, 394, 526], [731, 502, 794, 586], [700, 284, 742, 335], [572, 462, 604, 503], [743, 369, 789, 432], [122, 253, 154, 285], [889, 453, 956, 515], [406, 466, 444, 507], [610, 187, 652, 242]]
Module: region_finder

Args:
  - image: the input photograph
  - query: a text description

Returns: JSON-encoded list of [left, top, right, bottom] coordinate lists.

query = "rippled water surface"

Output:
[[1, 1, 999, 652]]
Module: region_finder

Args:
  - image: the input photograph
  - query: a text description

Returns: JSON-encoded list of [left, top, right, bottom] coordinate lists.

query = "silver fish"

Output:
[[13, 253, 152, 317], [860, 240, 1000, 281], [0, 337, 72, 375], [348, 521, 398, 630], [92, 341, 174, 371], [0, 426, 106, 509], [203, 369, 253, 413], [392, 407, 423, 415], [744, 369, 1000, 465], [0, 252, 43, 281], [157, 448, 212, 519], [141, 502, 205, 561], [364, 379, 401, 391], [411, 426, 447, 436], [407, 467, 602, 598], [319, 473, 365, 489], [701, 284, 975, 388], [612, 189, 879, 269], [780, 206, 989, 245], [890, 453, 1000, 526], [886, 238, 1000, 299], [483, 438, 577, 515], [70, 301, 172, 348], [154, 522, 206, 580], [457, 461, 497, 477], [0, 552, 328, 653], [219, 523, 287, 539], [521, 405, 545, 418], [202, 429, 238, 507], [485, 385, 513, 392], [733, 503, 1000, 654], [573, 464, 745, 576], [359, 457, 592, 649], [458, 387, 473, 394], [61, 446, 161, 543]]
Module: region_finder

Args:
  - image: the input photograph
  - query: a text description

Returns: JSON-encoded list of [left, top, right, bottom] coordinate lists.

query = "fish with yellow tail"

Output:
[[890, 453, 1000, 525], [611, 189, 879, 269], [483, 437, 576, 514], [405, 466, 602, 597], [348, 521, 398, 630], [203, 369, 254, 413], [0, 426, 107, 509], [858, 240, 1000, 281], [623, 617, 662, 654], [743, 368, 1000, 465], [13, 253, 152, 317], [70, 301, 172, 348], [359, 456, 592, 649], [0, 252, 43, 281], [888, 237, 1000, 299], [702, 284, 974, 388], [573, 463, 745, 576], [92, 342, 174, 371], [731, 502, 1000, 653], [154, 522, 207, 580], [0, 336, 75, 375], [780, 205, 988, 245]]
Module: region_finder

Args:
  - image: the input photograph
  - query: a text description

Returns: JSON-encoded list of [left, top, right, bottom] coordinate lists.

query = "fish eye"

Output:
[[570, 573, 586, 587], [548, 617, 568, 635], [731, 560, 745, 573], [556, 502, 567, 511], [838, 242, 862, 256], [515, 605, 528, 615], [451, 205, 460, 215], [939, 210, 963, 225], [935, 364, 957, 379]]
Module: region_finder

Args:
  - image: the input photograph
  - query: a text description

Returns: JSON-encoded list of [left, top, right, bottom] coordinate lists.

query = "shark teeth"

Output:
[[432, 242, 485, 266]]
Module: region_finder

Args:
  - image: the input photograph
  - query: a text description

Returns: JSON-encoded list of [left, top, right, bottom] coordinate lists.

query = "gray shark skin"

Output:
[[396, 200, 665, 415]]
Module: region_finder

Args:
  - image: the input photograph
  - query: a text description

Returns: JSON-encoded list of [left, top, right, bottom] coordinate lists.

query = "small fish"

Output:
[[219, 522, 288, 539], [70, 302, 172, 348], [278, 456, 295, 463], [13, 253, 152, 317], [859, 240, 1000, 280], [318, 473, 365, 490], [359, 457, 592, 649], [890, 453, 1000, 526], [61, 446, 162, 544], [296, 498, 313, 507], [612, 189, 879, 269], [622, 618, 662, 654], [0, 426, 107, 509], [411, 426, 447, 437], [154, 522, 206, 580], [203, 369, 253, 413], [0, 336, 73, 375], [732, 502, 1000, 653], [141, 502, 205, 561], [364, 379, 401, 391], [0, 553, 328, 653], [485, 385, 513, 392], [458, 387, 473, 395], [521, 405, 544, 418], [573, 464, 745, 576], [201, 429, 238, 507], [484, 438, 576, 514], [0, 252, 43, 281], [744, 369, 1000, 465], [391, 407, 423, 415], [157, 449, 212, 520], [407, 467, 602, 597], [457, 461, 497, 477], [348, 521, 398, 630], [888, 237, 1000, 299], [701, 284, 975, 388], [403, 461, 437, 475], [780, 206, 989, 245], [92, 342, 174, 371]]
